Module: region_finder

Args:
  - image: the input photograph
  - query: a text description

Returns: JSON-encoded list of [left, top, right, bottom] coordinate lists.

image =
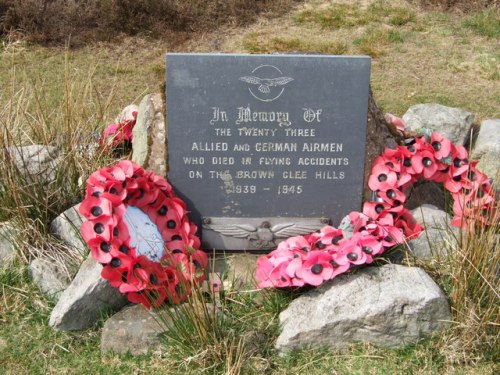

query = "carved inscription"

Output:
[[182, 105, 346, 194]]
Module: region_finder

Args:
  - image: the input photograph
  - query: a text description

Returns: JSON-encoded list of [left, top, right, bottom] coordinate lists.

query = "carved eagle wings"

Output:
[[203, 222, 320, 240], [239, 76, 294, 94]]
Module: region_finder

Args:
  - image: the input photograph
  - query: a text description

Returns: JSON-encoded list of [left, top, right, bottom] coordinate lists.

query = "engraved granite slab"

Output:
[[166, 53, 371, 251]]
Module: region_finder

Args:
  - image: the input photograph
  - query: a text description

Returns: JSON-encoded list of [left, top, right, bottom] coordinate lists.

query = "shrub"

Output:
[[413, 0, 499, 11], [0, 0, 300, 46]]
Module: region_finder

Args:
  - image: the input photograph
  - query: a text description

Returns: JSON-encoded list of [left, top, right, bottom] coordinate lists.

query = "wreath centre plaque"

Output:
[[166, 53, 371, 251]]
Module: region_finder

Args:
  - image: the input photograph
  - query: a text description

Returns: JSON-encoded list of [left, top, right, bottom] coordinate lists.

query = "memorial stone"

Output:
[[166, 53, 370, 251]]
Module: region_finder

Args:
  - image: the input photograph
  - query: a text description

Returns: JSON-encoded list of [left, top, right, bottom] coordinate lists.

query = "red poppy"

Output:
[[295, 251, 334, 286], [430, 132, 452, 160]]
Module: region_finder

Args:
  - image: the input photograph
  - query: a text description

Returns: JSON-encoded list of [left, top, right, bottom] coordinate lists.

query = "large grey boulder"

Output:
[[101, 304, 164, 355], [0, 223, 17, 268], [472, 119, 500, 182], [403, 104, 474, 145], [29, 258, 71, 302], [49, 255, 127, 330], [5, 145, 61, 184], [50, 204, 87, 258], [276, 264, 450, 352], [132, 93, 167, 176]]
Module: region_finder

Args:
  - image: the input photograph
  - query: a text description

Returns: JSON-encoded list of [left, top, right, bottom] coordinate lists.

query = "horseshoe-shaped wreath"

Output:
[[256, 122, 497, 288], [80, 160, 207, 309]]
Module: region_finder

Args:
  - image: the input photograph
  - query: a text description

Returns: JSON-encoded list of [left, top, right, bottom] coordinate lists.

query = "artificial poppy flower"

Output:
[[79, 195, 113, 219], [284, 257, 306, 287], [430, 132, 452, 160], [385, 113, 407, 135], [414, 149, 438, 179], [450, 145, 470, 175], [368, 164, 399, 192], [295, 251, 334, 286]]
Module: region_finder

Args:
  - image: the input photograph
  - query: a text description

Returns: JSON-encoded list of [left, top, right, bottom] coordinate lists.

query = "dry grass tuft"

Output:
[[0, 53, 117, 267], [441, 203, 500, 364]]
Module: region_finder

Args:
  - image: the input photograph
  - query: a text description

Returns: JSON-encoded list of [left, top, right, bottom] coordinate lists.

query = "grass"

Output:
[[462, 9, 500, 38], [0, 0, 499, 373]]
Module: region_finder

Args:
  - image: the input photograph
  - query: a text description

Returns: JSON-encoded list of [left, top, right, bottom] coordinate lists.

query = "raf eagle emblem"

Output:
[[239, 75, 294, 94], [203, 220, 320, 249]]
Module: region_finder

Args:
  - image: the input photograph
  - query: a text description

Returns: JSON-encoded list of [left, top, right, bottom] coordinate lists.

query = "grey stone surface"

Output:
[[50, 204, 87, 258], [411, 204, 451, 230], [29, 258, 71, 301], [49, 255, 128, 330], [276, 264, 450, 352], [5, 145, 61, 183], [0, 224, 17, 268], [132, 93, 167, 176], [408, 227, 457, 259], [101, 304, 164, 355], [472, 119, 500, 181], [402, 104, 474, 145], [224, 253, 259, 290]]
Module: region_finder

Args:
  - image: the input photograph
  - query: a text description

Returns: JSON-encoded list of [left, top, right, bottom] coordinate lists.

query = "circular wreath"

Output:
[[80, 160, 207, 309], [256, 119, 497, 288]]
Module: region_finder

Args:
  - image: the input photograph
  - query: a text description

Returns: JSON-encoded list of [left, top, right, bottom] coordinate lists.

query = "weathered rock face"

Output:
[[101, 304, 165, 355], [49, 204, 87, 258], [29, 258, 71, 302], [276, 264, 450, 352], [409, 205, 459, 259], [472, 119, 500, 183], [49, 255, 128, 330], [132, 93, 167, 176], [223, 253, 259, 290], [5, 145, 61, 183], [0, 224, 17, 268], [403, 104, 474, 145]]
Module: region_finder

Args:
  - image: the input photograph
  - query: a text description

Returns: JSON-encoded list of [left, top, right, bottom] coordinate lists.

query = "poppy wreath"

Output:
[[80, 160, 207, 309], [98, 112, 137, 149], [256, 118, 497, 288]]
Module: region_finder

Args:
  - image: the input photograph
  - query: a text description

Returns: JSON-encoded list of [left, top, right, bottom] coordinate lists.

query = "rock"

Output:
[[29, 258, 71, 302], [132, 93, 167, 176], [101, 304, 164, 355], [115, 104, 139, 123], [408, 227, 457, 259], [0, 223, 17, 268], [49, 255, 128, 330], [276, 264, 450, 352], [411, 204, 451, 229], [224, 253, 260, 290], [49, 204, 87, 258], [5, 145, 61, 183], [406, 182, 445, 211], [403, 104, 474, 145], [471, 119, 500, 182]]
